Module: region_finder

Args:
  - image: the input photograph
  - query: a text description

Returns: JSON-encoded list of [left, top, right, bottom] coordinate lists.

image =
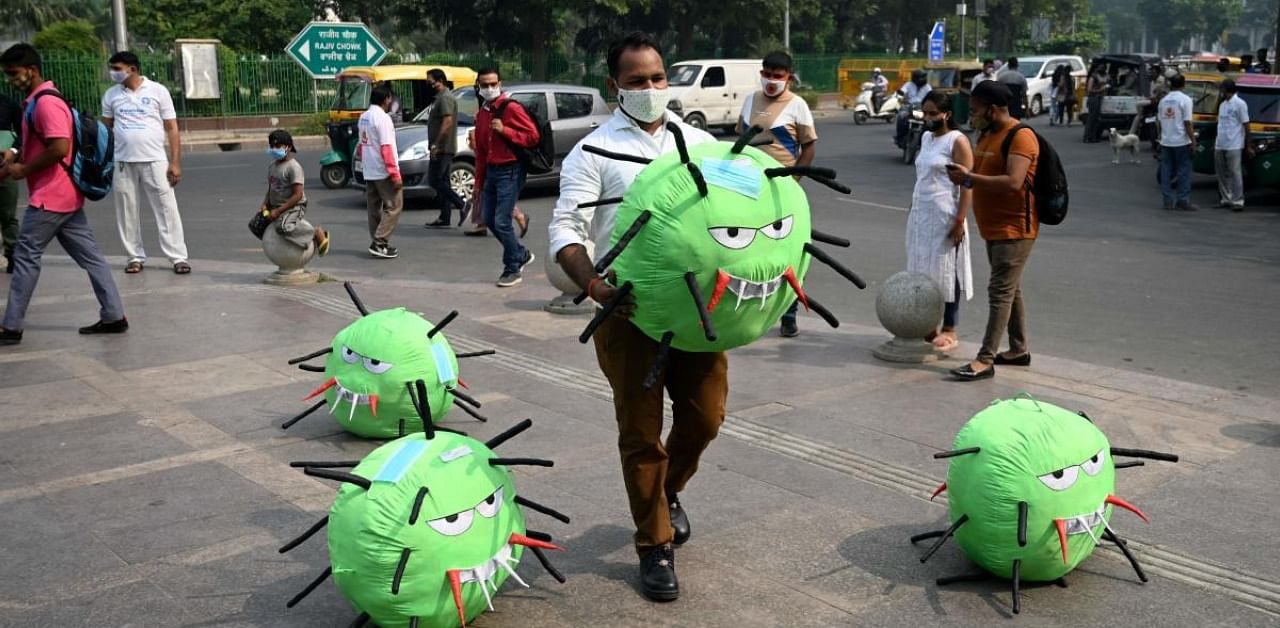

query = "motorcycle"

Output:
[[900, 108, 926, 164], [853, 82, 902, 124]]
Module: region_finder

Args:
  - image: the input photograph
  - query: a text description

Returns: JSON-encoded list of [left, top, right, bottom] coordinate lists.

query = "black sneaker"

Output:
[[780, 318, 799, 338], [670, 496, 691, 545], [79, 318, 129, 335], [424, 217, 451, 229], [1177, 201, 1199, 212], [369, 244, 399, 259], [519, 250, 535, 272], [496, 272, 522, 288], [0, 328, 22, 345], [639, 545, 679, 602]]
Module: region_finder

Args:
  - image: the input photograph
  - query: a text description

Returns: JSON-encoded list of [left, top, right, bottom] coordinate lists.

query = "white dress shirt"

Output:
[[548, 109, 716, 260], [100, 77, 177, 163]]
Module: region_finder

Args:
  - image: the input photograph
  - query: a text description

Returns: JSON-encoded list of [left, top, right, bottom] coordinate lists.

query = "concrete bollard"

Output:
[[543, 240, 595, 315], [262, 227, 320, 285], [872, 270, 948, 363]]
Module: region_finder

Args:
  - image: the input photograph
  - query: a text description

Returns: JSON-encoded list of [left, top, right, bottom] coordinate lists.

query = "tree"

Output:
[[1135, 0, 1244, 53], [32, 19, 102, 54], [129, 0, 313, 52]]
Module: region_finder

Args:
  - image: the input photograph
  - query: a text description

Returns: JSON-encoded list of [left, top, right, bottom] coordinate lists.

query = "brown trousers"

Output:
[[365, 178, 403, 246], [977, 238, 1035, 364], [593, 315, 728, 555]]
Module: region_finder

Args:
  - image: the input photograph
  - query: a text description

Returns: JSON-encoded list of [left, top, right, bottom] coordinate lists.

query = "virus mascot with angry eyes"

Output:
[[573, 124, 866, 381], [912, 396, 1179, 614], [282, 283, 493, 438], [279, 413, 570, 627]]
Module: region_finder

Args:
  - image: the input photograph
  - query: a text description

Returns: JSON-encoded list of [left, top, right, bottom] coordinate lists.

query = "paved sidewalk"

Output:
[[0, 256, 1277, 627]]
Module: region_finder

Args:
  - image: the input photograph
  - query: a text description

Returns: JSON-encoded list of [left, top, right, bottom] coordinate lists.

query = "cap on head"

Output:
[[970, 80, 1012, 108]]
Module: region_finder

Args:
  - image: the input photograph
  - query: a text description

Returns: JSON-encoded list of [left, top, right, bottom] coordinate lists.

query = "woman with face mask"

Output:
[[905, 91, 973, 352]]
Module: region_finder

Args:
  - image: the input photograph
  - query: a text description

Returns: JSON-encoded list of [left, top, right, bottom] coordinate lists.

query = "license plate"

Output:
[[353, 157, 362, 172], [1144, 117, 1156, 124]]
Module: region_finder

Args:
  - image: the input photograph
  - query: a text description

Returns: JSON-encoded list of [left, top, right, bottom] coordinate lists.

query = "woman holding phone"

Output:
[[906, 92, 973, 352]]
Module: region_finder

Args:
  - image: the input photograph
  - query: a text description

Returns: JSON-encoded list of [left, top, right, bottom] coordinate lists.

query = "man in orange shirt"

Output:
[[943, 81, 1038, 381]]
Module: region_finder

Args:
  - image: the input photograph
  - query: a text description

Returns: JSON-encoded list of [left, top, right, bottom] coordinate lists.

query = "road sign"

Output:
[[1031, 17, 1052, 43], [285, 21, 387, 79], [929, 21, 946, 62]]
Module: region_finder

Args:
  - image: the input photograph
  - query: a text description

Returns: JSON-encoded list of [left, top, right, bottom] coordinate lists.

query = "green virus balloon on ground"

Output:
[[279, 413, 570, 627], [911, 396, 1179, 614], [575, 124, 866, 382], [282, 282, 494, 438]]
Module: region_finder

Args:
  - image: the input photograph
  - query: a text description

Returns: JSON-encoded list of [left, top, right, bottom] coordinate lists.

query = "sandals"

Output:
[[317, 231, 331, 256], [514, 210, 530, 238], [933, 336, 960, 352], [173, 261, 192, 275], [125, 261, 144, 274]]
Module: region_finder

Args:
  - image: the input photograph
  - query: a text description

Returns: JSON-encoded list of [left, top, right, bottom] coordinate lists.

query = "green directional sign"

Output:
[[286, 21, 388, 79]]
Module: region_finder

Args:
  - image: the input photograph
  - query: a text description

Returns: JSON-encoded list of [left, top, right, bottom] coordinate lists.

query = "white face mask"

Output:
[[478, 86, 501, 102], [761, 78, 787, 97], [109, 70, 129, 84], [617, 88, 671, 124]]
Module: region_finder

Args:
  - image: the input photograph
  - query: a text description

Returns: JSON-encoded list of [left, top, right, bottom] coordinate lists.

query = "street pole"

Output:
[[111, 0, 128, 51], [961, 16, 966, 59], [784, 0, 791, 51]]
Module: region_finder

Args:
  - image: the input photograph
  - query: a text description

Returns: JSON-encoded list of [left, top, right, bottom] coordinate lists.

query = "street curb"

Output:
[[183, 135, 328, 155]]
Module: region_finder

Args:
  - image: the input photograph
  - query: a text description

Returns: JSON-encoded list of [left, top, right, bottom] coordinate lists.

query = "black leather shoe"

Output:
[[950, 363, 995, 381], [993, 353, 1031, 366], [639, 545, 679, 602], [670, 496, 691, 545], [79, 318, 129, 335], [0, 328, 22, 346]]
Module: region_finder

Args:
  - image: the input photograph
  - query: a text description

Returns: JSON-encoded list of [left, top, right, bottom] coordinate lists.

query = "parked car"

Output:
[[665, 59, 761, 131], [1017, 55, 1086, 117], [354, 83, 612, 204]]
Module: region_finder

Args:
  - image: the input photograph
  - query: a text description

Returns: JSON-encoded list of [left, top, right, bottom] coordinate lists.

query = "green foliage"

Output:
[[1132, 0, 1245, 54], [795, 89, 821, 110], [32, 20, 102, 54], [292, 111, 329, 136], [1016, 14, 1107, 58], [129, 0, 313, 52]]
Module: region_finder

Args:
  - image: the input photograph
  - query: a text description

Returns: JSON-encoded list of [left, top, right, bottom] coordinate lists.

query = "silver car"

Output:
[[356, 83, 612, 204]]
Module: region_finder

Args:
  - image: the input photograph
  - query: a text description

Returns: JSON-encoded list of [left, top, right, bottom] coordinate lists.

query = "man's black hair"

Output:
[[607, 31, 664, 79], [476, 67, 501, 81], [1169, 73, 1186, 89], [762, 50, 793, 72], [1006, 57, 1019, 69], [0, 43, 41, 71], [970, 79, 1012, 108], [1221, 78, 1237, 94], [371, 84, 394, 106], [109, 51, 140, 71], [426, 68, 447, 83]]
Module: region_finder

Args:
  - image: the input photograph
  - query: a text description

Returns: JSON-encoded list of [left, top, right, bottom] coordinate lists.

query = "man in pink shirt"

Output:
[[0, 44, 126, 345]]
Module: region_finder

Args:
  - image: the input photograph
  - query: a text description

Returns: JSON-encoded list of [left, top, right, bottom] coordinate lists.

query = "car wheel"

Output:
[[1029, 95, 1043, 118], [320, 163, 350, 189], [685, 113, 707, 130], [449, 161, 476, 203], [854, 110, 869, 125]]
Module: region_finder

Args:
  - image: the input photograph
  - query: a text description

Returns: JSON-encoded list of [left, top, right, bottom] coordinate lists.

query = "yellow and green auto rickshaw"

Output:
[[1191, 74, 1280, 190], [925, 61, 985, 125], [320, 65, 478, 189], [1184, 71, 1230, 173]]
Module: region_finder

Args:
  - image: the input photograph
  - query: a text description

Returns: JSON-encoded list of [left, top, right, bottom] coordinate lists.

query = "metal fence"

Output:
[[2, 51, 920, 118]]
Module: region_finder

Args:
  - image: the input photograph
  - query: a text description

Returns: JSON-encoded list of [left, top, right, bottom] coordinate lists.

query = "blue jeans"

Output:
[[1160, 144, 1193, 205], [3, 207, 125, 330], [943, 278, 961, 329], [482, 162, 528, 275], [781, 300, 800, 324]]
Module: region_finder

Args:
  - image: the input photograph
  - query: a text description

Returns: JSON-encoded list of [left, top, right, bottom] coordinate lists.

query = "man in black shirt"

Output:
[[0, 93, 22, 272], [423, 68, 468, 228]]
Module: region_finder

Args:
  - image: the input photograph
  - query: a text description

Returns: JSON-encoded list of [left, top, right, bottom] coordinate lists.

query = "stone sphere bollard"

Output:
[[262, 228, 320, 285], [872, 270, 948, 363], [543, 240, 595, 315]]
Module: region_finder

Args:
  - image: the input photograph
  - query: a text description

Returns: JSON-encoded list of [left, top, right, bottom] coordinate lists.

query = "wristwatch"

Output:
[[962, 175, 973, 189]]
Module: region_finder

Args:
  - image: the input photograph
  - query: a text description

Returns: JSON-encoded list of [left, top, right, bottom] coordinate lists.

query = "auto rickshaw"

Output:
[[1192, 73, 1280, 190], [925, 61, 984, 126], [1183, 71, 1230, 173], [320, 65, 478, 189], [1170, 53, 1243, 74], [1084, 54, 1163, 140]]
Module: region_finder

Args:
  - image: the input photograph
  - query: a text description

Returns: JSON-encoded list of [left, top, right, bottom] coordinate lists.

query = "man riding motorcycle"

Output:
[[896, 69, 933, 147]]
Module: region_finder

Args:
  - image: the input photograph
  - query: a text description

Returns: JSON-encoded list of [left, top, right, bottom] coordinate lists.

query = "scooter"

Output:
[[853, 82, 902, 125]]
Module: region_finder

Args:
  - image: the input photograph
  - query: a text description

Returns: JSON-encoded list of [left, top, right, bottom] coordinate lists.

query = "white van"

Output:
[[665, 59, 762, 131], [1016, 55, 1087, 117]]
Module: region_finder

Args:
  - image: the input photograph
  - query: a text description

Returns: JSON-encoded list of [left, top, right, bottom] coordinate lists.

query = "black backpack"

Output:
[[494, 98, 555, 175], [1001, 123, 1069, 226]]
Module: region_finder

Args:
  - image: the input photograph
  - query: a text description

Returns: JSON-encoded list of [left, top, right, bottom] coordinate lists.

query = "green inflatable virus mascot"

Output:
[[911, 396, 1179, 614], [280, 411, 569, 627], [282, 282, 494, 438], [573, 124, 866, 384]]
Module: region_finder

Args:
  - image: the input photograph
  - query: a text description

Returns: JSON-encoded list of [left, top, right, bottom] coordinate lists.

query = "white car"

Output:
[[1017, 55, 1086, 117]]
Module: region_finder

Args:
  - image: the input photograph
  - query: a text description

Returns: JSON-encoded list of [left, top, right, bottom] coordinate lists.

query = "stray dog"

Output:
[[1109, 127, 1141, 164]]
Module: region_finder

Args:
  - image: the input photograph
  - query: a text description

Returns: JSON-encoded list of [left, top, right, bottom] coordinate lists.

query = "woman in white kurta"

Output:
[[906, 92, 973, 352]]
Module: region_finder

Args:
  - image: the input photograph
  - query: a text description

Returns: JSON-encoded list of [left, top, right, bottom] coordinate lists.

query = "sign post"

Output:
[[929, 21, 946, 62], [285, 21, 388, 80]]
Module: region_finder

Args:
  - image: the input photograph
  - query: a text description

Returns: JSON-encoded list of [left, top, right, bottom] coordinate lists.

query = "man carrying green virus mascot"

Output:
[[549, 32, 720, 602]]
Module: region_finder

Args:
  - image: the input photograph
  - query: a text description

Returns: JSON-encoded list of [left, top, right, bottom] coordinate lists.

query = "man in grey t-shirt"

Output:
[[998, 57, 1029, 119], [424, 68, 467, 228]]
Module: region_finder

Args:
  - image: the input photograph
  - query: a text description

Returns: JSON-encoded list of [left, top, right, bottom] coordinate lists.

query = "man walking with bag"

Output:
[[472, 68, 539, 287], [0, 43, 127, 345], [102, 51, 190, 275]]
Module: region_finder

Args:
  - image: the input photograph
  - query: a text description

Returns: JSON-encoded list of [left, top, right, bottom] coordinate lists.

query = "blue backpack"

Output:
[[24, 89, 114, 201]]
